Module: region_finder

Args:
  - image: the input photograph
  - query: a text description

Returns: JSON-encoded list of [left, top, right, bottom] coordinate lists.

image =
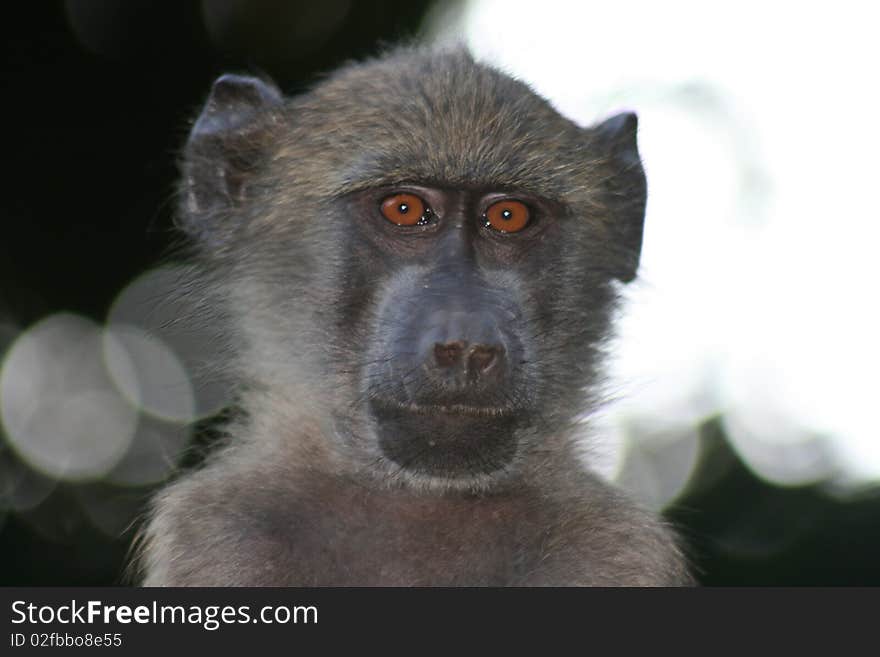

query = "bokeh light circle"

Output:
[[0, 313, 137, 482]]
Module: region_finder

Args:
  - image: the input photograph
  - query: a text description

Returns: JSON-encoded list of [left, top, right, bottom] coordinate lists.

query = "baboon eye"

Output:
[[380, 193, 431, 226], [484, 199, 530, 233]]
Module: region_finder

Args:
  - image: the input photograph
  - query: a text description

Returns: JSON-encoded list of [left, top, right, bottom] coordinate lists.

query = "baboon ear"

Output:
[[180, 74, 283, 240], [591, 111, 647, 283]]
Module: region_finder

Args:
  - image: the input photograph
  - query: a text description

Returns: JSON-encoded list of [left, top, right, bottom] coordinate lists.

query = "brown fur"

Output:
[[135, 47, 691, 586]]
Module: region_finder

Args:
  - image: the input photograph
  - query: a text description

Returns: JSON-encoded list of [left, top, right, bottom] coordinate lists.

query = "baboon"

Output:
[[137, 48, 691, 586]]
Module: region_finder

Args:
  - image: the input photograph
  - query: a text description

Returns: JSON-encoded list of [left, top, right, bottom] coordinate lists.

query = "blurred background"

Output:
[[1, 1, 878, 586]]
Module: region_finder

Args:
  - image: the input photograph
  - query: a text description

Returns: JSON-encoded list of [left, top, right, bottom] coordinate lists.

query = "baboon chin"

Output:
[[137, 47, 691, 586]]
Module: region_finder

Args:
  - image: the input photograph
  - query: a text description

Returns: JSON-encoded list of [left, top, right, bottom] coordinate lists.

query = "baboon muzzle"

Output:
[[367, 291, 524, 478]]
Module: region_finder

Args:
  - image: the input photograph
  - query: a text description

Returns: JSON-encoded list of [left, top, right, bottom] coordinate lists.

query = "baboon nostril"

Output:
[[468, 345, 501, 374], [434, 341, 465, 368]]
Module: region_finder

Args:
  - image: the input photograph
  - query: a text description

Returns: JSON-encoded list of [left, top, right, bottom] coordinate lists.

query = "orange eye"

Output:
[[380, 193, 429, 226], [484, 199, 530, 233]]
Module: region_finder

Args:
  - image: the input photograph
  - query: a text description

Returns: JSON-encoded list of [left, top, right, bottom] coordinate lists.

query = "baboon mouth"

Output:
[[369, 398, 520, 478], [372, 398, 515, 418]]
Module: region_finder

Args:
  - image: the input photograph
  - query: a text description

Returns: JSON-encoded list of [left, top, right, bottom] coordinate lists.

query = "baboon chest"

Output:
[[245, 479, 546, 586]]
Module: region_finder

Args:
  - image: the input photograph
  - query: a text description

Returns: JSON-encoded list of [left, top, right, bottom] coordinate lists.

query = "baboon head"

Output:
[[180, 49, 646, 488]]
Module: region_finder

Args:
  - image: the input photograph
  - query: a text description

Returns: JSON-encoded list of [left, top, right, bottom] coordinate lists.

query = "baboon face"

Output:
[[182, 50, 646, 484], [343, 183, 561, 478]]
